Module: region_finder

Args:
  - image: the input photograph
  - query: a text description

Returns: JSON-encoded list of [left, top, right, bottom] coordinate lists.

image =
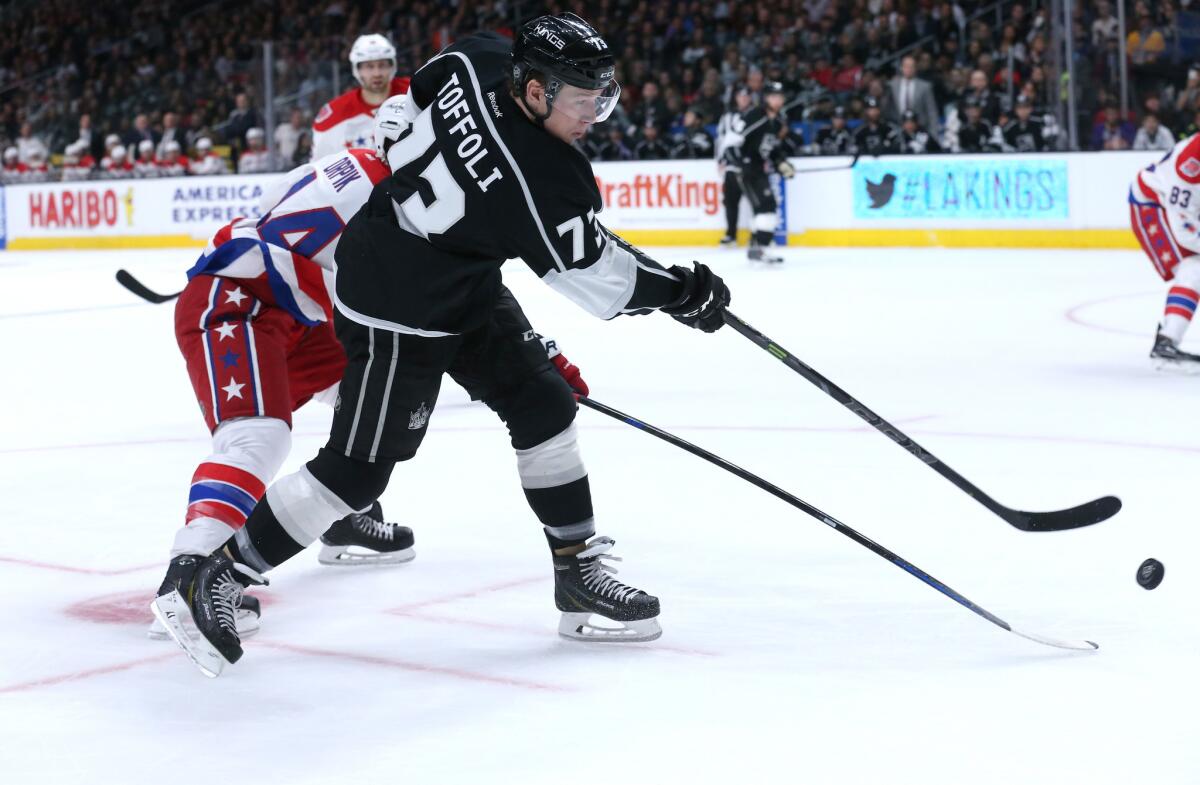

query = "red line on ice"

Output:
[[1063, 290, 1160, 338], [257, 641, 571, 693], [385, 575, 546, 612], [0, 555, 159, 575], [0, 653, 178, 694]]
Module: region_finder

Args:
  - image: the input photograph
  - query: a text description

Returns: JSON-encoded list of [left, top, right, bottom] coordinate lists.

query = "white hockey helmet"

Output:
[[138, 139, 155, 154], [350, 34, 397, 84], [246, 127, 265, 142], [105, 133, 121, 148], [372, 94, 411, 160], [111, 144, 127, 159], [4, 146, 17, 161], [196, 137, 213, 151], [164, 140, 182, 153]]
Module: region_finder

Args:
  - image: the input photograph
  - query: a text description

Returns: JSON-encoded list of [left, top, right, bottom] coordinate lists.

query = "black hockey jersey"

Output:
[[739, 107, 789, 172], [853, 122, 901, 155], [958, 120, 996, 153], [334, 33, 681, 335], [816, 126, 854, 155], [900, 129, 942, 154], [1002, 118, 1046, 152]]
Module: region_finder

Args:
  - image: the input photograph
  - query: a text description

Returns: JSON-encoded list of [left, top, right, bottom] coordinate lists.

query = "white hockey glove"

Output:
[[777, 160, 796, 178], [722, 130, 745, 148], [374, 94, 413, 165]]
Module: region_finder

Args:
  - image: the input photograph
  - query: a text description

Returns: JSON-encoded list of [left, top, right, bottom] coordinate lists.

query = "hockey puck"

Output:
[[1136, 558, 1164, 590]]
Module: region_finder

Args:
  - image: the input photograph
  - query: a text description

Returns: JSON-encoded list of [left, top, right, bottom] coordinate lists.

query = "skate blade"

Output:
[[317, 544, 416, 567], [1152, 357, 1200, 374], [148, 607, 260, 641], [150, 592, 230, 678], [558, 612, 662, 643]]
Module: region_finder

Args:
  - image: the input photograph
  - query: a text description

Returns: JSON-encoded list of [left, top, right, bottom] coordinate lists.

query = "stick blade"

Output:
[[1010, 626, 1100, 651], [1004, 495, 1122, 532], [115, 269, 179, 304]]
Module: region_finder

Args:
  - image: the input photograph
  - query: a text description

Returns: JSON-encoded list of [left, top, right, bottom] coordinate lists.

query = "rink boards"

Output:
[[0, 151, 1159, 251]]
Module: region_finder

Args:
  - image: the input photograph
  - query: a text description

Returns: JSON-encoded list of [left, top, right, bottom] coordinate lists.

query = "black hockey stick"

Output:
[[577, 395, 1097, 651], [115, 269, 182, 304], [722, 311, 1121, 533], [790, 152, 860, 174]]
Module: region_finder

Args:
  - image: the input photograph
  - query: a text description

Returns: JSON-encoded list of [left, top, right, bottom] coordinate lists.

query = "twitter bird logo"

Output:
[[866, 173, 897, 209]]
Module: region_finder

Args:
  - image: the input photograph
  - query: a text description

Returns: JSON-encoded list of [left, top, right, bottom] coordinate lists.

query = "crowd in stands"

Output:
[[1, 0, 1199, 184]]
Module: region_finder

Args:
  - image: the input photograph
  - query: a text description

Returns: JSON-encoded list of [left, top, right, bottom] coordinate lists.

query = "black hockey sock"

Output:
[[223, 496, 305, 573], [523, 475, 595, 550], [752, 229, 774, 247]]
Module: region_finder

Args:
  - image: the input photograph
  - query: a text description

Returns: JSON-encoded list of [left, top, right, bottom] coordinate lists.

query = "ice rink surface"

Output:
[[1, 244, 1196, 784]]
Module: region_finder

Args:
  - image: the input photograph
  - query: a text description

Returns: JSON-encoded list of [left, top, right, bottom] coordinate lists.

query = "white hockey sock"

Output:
[[1162, 259, 1200, 343]]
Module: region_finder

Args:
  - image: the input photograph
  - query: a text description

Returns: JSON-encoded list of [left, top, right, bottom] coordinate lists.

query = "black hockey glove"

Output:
[[661, 262, 730, 333]]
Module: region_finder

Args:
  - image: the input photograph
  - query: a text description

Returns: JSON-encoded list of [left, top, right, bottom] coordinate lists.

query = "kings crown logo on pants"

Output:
[[408, 402, 430, 430]]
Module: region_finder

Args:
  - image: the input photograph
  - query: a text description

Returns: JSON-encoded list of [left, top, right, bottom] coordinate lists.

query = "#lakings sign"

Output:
[[853, 158, 1069, 220], [4, 174, 278, 249]]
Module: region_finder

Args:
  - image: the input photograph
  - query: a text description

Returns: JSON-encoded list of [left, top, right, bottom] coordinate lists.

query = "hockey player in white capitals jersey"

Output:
[[310, 34, 410, 160], [1130, 133, 1200, 370], [148, 147, 416, 645]]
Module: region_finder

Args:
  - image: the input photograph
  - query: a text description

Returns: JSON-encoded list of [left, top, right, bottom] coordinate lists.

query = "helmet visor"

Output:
[[550, 79, 622, 124]]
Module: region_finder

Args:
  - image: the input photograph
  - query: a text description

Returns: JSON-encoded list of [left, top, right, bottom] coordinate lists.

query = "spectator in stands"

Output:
[[292, 132, 313, 167], [964, 69, 1000, 123], [1127, 13, 1166, 67], [1133, 113, 1175, 151], [76, 114, 94, 155], [1092, 103, 1135, 150], [102, 145, 134, 179], [158, 141, 188, 177], [1091, 1, 1120, 48], [16, 122, 47, 165], [189, 137, 229, 176], [1180, 108, 1200, 140], [597, 126, 634, 161], [157, 112, 187, 159], [221, 92, 261, 156], [888, 55, 940, 137], [670, 109, 715, 159], [237, 128, 276, 173], [275, 109, 306, 166], [124, 114, 159, 152], [634, 122, 672, 160], [630, 82, 670, 134]]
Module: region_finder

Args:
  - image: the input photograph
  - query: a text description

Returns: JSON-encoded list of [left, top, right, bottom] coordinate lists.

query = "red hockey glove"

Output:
[[540, 336, 590, 396]]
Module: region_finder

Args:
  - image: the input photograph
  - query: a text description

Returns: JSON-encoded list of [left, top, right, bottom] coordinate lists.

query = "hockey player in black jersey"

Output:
[[899, 109, 943, 154], [1001, 95, 1047, 152], [730, 81, 795, 263], [816, 106, 855, 155], [716, 87, 752, 246], [957, 96, 997, 153], [852, 96, 901, 156], [162, 13, 734, 676]]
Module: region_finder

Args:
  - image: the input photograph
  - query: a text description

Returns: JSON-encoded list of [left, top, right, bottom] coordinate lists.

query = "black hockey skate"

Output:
[[148, 555, 260, 640], [150, 553, 267, 678], [748, 244, 783, 264], [719, 234, 737, 248], [318, 501, 415, 566], [553, 536, 661, 642], [1150, 327, 1200, 373]]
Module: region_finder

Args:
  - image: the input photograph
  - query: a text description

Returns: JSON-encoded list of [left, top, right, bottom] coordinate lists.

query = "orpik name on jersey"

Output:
[[333, 33, 680, 337], [187, 148, 389, 325]]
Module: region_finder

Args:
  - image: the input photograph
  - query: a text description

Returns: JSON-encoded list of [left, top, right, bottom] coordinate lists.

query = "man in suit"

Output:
[[888, 55, 940, 138]]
